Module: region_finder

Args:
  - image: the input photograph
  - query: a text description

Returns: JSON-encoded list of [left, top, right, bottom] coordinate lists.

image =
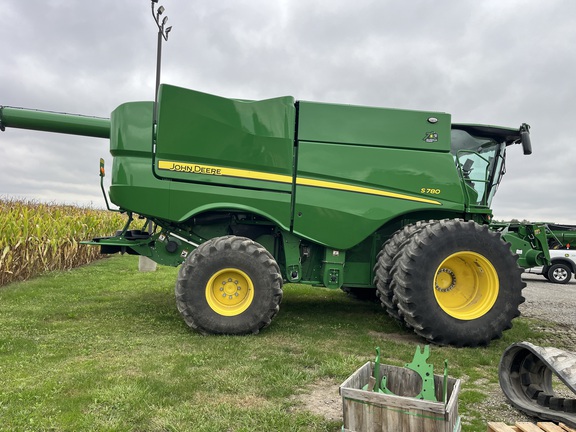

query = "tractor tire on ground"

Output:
[[175, 235, 283, 335], [373, 221, 431, 323], [392, 219, 525, 347], [547, 263, 572, 284]]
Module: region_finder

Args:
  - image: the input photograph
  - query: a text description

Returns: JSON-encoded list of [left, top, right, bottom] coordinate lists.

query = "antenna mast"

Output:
[[151, 0, 172, 128]]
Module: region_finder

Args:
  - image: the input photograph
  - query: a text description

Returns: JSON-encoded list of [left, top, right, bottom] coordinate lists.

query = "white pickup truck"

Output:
[[525, 249, 576, 284]]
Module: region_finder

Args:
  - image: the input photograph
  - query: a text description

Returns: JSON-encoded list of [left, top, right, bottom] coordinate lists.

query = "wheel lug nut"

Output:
[[228, 295, 233, 300], [222, 293, 226, 298], [235, 292, 239, 297]]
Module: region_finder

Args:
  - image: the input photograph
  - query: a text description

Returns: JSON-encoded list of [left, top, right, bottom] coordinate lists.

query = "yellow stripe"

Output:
[[296, 177, 441, 205], [157, 160, 441, 206]]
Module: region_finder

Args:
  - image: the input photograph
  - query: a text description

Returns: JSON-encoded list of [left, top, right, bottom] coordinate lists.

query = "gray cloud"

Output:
[[1, 0, 575, 222]]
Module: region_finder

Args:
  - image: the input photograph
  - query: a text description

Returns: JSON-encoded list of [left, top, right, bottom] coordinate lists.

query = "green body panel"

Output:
[[340, 236, 381, 287], [154, 85, 295, 194], [167, 182, 293, 231], [108, 99, 293, 230], [109, 102, 170, 218], [322, 248, 346, 289], [0, 106, 110, 138], [291, 101, 466, 249], [298, 101, 450, 151], [293, 140, 465, 249]]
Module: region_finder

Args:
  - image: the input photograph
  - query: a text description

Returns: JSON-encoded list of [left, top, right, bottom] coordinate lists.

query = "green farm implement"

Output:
[[492, 222, 576, 250]]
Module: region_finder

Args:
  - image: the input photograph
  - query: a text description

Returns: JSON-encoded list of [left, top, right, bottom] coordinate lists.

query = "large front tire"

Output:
[[175, 236, 283, 335], [393, 219, 525, 347]]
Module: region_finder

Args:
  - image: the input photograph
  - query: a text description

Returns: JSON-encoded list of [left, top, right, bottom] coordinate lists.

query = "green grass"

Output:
[[0, 256, 568, 431]]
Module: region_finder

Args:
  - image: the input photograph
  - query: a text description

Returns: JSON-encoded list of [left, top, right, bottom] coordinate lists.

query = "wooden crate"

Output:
[[487, 421, 576, 432], [340, 361, 461, 432]]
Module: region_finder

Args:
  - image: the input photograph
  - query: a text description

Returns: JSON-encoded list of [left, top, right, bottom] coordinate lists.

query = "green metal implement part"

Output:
[[0, 83, 546, 347], [492, 223, 551, 268], [363, 346, 440, 402], [493, 221, 576, 251], [545, 223, 576, 248]]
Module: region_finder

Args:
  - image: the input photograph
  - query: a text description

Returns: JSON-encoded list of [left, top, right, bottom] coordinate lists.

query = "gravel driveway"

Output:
[[520, 272, 576, 327]]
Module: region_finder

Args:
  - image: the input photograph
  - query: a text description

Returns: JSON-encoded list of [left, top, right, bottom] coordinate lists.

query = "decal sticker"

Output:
[[157, 160, 290, 183], [423, 132, 438, 143], [420, 188, 441, 195], [160, 161, 222, 175]]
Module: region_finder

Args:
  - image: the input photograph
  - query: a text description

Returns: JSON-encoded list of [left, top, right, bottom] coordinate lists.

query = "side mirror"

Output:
[[462, 158, 474, 175], [520, 123, 532, 155]]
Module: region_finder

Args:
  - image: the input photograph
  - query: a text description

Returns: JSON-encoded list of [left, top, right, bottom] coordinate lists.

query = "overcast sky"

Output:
[[1, 0, 575, 224]]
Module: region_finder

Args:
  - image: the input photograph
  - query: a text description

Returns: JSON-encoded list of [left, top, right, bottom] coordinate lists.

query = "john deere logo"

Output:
[[423, 132, 438, 143]]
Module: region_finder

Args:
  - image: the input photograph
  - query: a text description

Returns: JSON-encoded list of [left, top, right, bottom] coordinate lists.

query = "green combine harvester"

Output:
[[0, 3, 551, 347]]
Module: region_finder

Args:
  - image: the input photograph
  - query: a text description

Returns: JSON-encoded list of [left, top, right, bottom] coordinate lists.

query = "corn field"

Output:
[[0, 198, 125, 287]]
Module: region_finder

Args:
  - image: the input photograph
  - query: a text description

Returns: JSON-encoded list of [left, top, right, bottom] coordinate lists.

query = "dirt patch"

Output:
[[290, 379, 342, 422]]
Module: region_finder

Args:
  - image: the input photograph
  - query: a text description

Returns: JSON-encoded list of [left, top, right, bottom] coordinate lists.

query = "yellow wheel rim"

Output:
[[433, 251, 499, 320], [205, 268, 254, 316]]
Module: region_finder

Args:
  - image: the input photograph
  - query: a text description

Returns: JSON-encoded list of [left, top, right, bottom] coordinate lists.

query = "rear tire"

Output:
[[392, 219, 525, 347], [175, 236, 283, 335], [547, 263, 571, 284]]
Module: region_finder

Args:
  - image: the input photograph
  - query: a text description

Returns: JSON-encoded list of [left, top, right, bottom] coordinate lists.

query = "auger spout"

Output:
[[0, 106, 110, 139]]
